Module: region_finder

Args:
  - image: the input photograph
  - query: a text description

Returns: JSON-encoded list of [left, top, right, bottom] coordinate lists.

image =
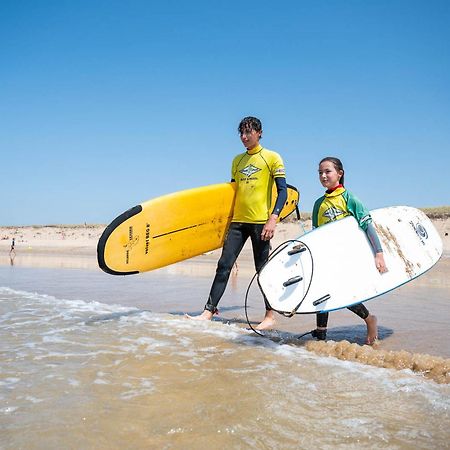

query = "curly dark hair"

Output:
[[238, 116, 262, 135]]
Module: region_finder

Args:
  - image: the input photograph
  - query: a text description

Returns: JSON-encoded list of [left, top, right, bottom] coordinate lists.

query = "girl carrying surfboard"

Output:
[[311, 157, 387, 345]]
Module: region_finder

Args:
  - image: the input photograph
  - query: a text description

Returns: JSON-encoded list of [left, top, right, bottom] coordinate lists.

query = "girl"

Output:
[[311, 157, 387, 345]]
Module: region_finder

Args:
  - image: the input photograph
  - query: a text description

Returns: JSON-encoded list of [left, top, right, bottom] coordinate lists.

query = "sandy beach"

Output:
[[1, 217, 450, 449], [1, 218, 449, 359], [1, 216, 449, 262]]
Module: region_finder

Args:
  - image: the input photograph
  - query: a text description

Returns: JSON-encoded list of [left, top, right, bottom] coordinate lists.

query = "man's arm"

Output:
[[271, 177, 287, 216], [261, 177, 287, 241]]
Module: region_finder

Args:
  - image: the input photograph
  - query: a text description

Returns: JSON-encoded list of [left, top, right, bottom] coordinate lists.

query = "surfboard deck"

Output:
[[98, 182, 299, 275], [257, 206, 442, 314]]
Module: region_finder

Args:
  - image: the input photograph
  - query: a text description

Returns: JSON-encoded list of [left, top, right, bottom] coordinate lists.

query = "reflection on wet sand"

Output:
[[0, 250, 255, 279], [0, 252, 98, 270]]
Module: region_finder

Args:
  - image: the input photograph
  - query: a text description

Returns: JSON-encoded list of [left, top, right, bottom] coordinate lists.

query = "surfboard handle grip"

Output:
[[313, 294, 331, 306], [283, 276, 303, 287], [287, 245, 307, 256]]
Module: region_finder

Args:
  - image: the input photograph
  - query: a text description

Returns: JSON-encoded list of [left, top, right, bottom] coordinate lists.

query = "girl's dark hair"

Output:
[[238, 116, 262, 134], [320, 156, 345, 185]]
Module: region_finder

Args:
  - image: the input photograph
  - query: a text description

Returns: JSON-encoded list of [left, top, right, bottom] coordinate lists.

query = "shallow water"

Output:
[[1, 264, 449, 449]]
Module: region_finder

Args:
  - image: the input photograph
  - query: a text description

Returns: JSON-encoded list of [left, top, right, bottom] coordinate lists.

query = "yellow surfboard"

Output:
[[97, 182, 299, 275]]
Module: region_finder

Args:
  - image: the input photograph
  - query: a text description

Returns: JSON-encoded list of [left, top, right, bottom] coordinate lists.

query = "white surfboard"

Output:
[[257, 206, 443, 315]]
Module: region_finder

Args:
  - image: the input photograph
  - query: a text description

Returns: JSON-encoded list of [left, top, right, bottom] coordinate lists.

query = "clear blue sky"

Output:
[[1, 0, 449, 226]]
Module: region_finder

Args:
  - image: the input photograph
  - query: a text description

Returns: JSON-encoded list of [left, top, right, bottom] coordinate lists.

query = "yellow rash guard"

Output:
[[312, 186, 372, 230], [231, 144, 285, 224]]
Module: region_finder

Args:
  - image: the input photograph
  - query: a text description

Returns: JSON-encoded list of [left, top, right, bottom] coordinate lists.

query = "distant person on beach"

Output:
[[9, 237, 16, 264], [10, 237, 15, 254], [310, 157, 387, 345], [187, 116, 287, 329]]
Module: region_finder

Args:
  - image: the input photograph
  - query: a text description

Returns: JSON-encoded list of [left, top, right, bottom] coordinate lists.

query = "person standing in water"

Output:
[[187, 116, 287, 330], [311, 156, 387, 345]]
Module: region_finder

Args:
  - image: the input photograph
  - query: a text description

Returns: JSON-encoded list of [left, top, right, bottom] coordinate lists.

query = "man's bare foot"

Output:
[[185, 310, 213, 321], [255, 311, 276, 331], [365, 314, 378, 345]]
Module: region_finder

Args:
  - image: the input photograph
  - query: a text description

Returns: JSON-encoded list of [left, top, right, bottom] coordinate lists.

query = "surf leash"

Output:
[[297, 330, 313, 339], [244, 240, 296, 337], [244, 271, 266, 337], [244, 239, 315, 336]]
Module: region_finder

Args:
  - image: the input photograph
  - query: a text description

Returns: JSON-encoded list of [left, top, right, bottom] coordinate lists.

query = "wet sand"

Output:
[[1, 220, 449, 360]]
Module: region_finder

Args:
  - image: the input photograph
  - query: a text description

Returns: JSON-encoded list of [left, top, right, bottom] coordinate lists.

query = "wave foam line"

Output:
[[305, 340, 450, 384]]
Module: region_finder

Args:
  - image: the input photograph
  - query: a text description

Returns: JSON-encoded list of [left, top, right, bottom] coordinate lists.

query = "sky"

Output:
[[1, 0, 449, 226]]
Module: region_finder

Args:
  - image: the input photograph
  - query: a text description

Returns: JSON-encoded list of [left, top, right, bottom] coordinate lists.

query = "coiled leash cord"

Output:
[[244, 239, 315, 337]]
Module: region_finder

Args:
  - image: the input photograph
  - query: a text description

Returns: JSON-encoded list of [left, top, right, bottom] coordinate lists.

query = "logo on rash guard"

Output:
[[240, 164, 261, 177], [323, 207, 346, 221]]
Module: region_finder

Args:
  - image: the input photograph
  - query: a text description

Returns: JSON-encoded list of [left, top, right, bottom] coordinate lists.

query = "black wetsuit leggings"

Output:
[[205, 222, 270, 313], [317, 303, 369, 328]]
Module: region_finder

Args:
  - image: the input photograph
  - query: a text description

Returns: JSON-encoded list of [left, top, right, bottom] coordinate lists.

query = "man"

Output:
[[188, 116, 287, 330]]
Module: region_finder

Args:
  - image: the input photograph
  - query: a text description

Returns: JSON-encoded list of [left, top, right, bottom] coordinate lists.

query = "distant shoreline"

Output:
[[1, 206, 449, 228], [1, 213, 448, 265]]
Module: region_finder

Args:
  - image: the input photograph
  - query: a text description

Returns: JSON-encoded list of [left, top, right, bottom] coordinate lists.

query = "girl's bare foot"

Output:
[[365, 314, 378, 345], [185, 310, 213, 321]]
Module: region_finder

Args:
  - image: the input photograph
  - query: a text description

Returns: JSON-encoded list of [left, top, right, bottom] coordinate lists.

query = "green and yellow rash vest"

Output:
[[312, 186, 372, 231], [231, 144, 285, 224]]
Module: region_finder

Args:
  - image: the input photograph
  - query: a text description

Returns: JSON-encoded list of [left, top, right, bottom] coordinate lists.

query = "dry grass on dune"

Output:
[[420, 206, 450, 219], [296, 206, 450, 222]]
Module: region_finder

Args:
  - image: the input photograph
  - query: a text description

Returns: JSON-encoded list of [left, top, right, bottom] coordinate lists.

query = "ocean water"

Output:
[[1, 265, 449, 449]]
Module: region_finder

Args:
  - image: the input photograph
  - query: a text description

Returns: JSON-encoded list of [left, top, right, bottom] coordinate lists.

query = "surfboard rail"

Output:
[[97, 181, 300, 275], [97, 205, 142, 275]]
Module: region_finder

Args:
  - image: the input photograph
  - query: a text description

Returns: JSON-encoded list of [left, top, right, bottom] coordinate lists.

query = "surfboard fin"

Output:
[[312, 294, 331, 306], [283, 276, 303, 287], [287, 245, 307, 256]]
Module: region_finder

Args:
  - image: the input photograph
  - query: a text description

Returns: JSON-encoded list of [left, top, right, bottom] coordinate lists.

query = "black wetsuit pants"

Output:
[[316, 303, 370, 328], [204, 222, 270, 313]]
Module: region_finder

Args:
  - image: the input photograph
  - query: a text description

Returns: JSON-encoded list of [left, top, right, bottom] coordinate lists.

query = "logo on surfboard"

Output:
[[123, 225, 139, 264], [145, 223, 150, 255], [411, 221, 428, 245]]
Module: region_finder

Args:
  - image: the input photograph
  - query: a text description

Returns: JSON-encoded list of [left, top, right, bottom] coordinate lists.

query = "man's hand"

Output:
[[261, 214, 278, 241]]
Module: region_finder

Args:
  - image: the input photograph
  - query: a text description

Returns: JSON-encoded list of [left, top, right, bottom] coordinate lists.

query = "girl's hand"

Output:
[[375, 252, 388, 273]]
